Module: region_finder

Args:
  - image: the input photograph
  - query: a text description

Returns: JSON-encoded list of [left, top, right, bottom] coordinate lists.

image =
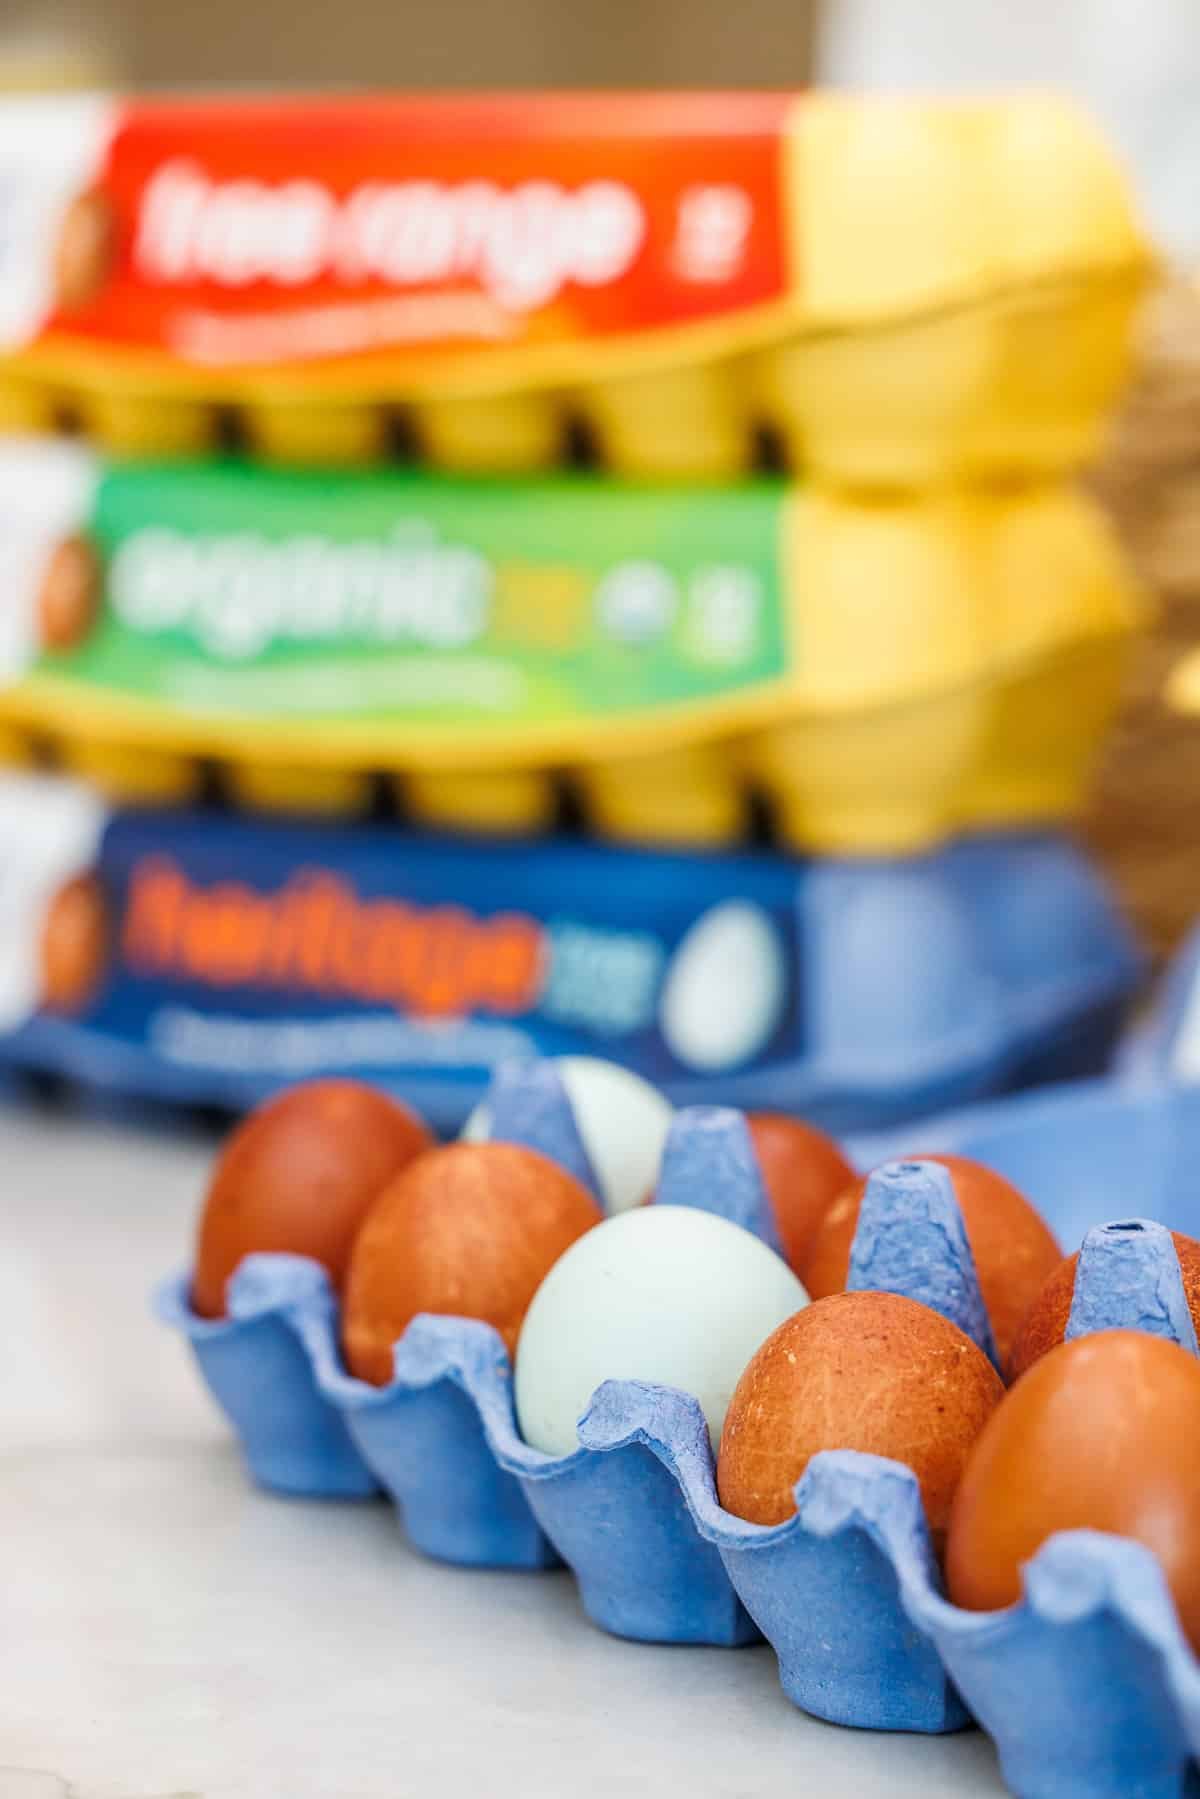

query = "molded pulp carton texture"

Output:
[[159, 1059, 1200, 1799], [0, 775, 1142, 1131]]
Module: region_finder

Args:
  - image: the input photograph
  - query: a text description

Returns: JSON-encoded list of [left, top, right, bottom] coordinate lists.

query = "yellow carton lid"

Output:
[[790, 92, 1153, 328], [788, 95, 993, 324], [972, 93, 1151, 283], [784, 487, 986, 708], [784, 481, 1143, 713], [975, 482, 1149, 665]]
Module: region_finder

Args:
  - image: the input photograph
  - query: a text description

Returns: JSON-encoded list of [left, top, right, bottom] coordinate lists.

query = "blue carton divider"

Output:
[[663, 1156, 982, 1730], [480, 1060, 602, 1201], [158, 1050, 1200, 1793], [846, 1160, 997, 1366], [655, 1105, 782, 1250], [851, 1101, 1200, 1788], [153, 1257, 378, 1499], [1066, 1219, 1199, 1352]]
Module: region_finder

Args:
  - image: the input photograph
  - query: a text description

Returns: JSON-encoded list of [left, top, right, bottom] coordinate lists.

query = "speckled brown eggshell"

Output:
[[1009, 1232, 1200, 1380], [947, 1330, 1200, 1652], [717, 1290, 1004, 1547], [746, 1112, 856, 1271], [192, 1079, 433, 1319], [801, 1153, 1061, 1371], [342, 1141, 603, 1385]]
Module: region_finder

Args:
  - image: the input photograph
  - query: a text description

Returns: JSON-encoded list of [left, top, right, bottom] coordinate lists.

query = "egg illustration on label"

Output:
[[53, 186, 117, 313], [39, 871, 109, 1015], [37, 533, 100, 652], [659, 901, 786, 1072], [0, 439, 98, 681]]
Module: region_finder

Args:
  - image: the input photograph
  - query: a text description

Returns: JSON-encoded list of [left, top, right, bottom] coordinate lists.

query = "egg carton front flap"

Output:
[[154, 1256, 377, 1497]]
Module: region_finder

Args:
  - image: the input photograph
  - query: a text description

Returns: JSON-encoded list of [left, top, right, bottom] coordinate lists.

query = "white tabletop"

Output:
[[0, 1098, 1007, 1799]]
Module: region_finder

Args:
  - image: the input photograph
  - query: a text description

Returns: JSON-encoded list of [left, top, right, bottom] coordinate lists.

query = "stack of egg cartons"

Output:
[[0, 91, 1155, 1130]]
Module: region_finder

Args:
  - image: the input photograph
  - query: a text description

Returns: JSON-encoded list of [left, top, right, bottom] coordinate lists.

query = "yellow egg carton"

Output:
[[0, 89, 1152, 485], [0, 439, 1144, 854]]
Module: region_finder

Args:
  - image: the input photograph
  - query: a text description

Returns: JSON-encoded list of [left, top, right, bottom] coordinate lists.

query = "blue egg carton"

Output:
[[4, 802, 1142, 1135], [908, 1079, 1200, 1256], [156, 1057, 1200, 1798], [1118, 911, 1200, 1088]]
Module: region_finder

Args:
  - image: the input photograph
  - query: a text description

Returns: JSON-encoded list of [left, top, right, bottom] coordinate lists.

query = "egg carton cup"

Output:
[[158, 1061, 1200, 1794], [0, 92, 1150, 487], [888, 1219, 1200, 1799], [5, 272, 1145, 489], [879, 1076, 1200, 1797]]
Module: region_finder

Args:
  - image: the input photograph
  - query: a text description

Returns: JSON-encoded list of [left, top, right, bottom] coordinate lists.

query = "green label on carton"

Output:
[[37, 461, 790, 740]]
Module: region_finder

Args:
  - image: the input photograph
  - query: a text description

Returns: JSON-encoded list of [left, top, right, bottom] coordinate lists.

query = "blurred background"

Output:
[[6, 16, 1200, 1789], [4, 0, 1197, 962], [0, 0, 815, 90]]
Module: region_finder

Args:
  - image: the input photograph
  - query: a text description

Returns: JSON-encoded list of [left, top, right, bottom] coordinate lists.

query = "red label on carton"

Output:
[[41, 94, 795, 375]]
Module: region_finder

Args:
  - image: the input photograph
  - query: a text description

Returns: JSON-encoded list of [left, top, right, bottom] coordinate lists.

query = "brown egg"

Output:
[[1010, 1233, 1200, 1380], [342, 1141, 603, 1385], [746, 1113, 856, 1271], [192, 1079, 432, 1318], [717, 1290, 1004, 1546], [946, 1330, 1200, 1651], [39, 873, 108, 1014], [37, 535, 100, 653], [801, 1153, 1061, 1370]]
